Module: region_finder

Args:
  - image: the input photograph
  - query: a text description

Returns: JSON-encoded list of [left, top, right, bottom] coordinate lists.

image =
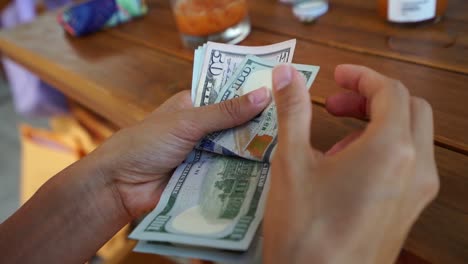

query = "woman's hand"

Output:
[[264, 64, 439, 264], [0, 88, 271, 264], [91, 88, 271, 219]]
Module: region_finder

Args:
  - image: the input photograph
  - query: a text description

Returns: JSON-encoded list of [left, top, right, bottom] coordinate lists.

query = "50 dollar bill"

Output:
[[193, 40, 296, 106]]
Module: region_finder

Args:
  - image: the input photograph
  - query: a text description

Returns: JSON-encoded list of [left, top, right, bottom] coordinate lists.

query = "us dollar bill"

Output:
[[129, 150, 270, 251], [191, 44, 206, 103], [201, 55, 319, 161], [132, 41, 320, 258], [193, 39, 296, 106], [133, 232, 263, 263]]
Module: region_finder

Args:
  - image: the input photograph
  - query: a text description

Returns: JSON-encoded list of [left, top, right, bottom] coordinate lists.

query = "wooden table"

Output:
[[0, 0, 467, 263]]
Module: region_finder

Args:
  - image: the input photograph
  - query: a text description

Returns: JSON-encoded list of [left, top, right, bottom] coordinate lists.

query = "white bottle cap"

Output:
[[293, 0, 329, 22]]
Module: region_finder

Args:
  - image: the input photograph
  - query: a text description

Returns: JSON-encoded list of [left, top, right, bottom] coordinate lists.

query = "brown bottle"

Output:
[[378, 0, 448, 24]]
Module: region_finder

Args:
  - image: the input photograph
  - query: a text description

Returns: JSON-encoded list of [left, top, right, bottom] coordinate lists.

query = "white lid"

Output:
[[279, 0, 297, 3], [293, 1, 329, 22]]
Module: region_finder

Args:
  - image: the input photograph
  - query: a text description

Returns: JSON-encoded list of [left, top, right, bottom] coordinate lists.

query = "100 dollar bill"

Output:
[[129, 150, 270, 251], [133, 233, 263, 263], [202, 55, 319, 161], [193, 39, 296, 106]]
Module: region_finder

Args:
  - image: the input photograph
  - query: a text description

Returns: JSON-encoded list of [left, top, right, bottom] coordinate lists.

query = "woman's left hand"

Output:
[[90, 88, 270, 219]]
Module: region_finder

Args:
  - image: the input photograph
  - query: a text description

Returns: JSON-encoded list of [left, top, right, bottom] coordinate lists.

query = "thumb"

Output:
[[273, 64, 312, 150], [189, 87, 271, 135]]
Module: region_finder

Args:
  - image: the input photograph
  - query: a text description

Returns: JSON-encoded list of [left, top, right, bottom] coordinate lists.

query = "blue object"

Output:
[[57, 0, 148, 37]]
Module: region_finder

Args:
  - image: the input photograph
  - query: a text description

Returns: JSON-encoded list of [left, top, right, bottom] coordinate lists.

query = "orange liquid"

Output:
[[174, 0, 248, 36]]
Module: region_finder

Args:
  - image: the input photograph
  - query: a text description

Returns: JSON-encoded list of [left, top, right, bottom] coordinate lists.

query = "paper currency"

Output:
[[133, 232, 263, 263], [193, 39, 296, 107], [191, 44, 206, 103], [129, 150, 270, 251], [204, 55, 319, 161], [131, 40, 320, 261]]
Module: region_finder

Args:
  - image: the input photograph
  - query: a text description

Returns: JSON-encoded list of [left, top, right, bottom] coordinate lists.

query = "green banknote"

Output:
[[131, 40, 320, 259], [129, 150, 270, 251]]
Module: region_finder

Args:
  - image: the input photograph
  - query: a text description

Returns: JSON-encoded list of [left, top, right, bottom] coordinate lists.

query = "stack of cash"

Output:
[[129, 40, 320, 262]]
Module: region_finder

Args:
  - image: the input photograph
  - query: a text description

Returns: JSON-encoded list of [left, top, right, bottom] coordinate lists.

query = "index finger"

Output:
[[153, 90, 193, 114], [335, 64, 411, 139]]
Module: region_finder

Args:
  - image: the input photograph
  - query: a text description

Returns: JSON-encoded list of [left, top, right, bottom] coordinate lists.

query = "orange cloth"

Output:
[[19, 115, 129, 262], [19, 116, 98, 204]]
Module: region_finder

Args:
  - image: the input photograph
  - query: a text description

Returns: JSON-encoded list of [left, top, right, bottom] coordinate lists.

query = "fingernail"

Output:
[[248, 87, 270, 105], [273, 64, 293, 91]]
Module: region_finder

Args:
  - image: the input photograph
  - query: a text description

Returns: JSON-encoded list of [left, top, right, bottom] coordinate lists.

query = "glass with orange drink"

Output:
[[171, 0, 251, 48]]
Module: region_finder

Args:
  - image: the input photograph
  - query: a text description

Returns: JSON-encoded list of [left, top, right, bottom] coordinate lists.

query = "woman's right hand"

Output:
[[264, 64, 439, 264]]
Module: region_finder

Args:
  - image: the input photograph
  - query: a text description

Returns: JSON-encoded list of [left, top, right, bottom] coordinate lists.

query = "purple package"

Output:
[[57, 0, 148, 37]]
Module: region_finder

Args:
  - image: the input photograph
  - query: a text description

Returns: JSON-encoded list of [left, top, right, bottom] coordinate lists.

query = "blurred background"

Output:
[[0, 0, 69, 223], [0, 73, 48, 222], [0, 0, 465, 263]]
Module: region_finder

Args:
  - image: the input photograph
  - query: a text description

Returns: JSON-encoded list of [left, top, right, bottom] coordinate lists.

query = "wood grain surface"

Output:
[[250, 0, 468, 74], [0, 0, 466, 263], [107, 3, 468, 154], [4, 7, 467, 154]]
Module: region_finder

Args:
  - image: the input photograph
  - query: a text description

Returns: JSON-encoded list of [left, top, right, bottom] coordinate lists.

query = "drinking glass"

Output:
[[171, 0, 251, 48]]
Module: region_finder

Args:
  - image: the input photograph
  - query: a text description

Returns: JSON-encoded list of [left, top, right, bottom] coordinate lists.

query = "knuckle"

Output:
[[412, 97, 433, 116], [155, 90, 192, 114], [369, 139, 416, 166], [391, 80, 410, 100], [175, 113, 203, 136], [417, 174, 440, 201], [175, 90, 192, 104], [172, 90, 189, 101], [391, 142, 416, 163], [218, 99, 242, 124]]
